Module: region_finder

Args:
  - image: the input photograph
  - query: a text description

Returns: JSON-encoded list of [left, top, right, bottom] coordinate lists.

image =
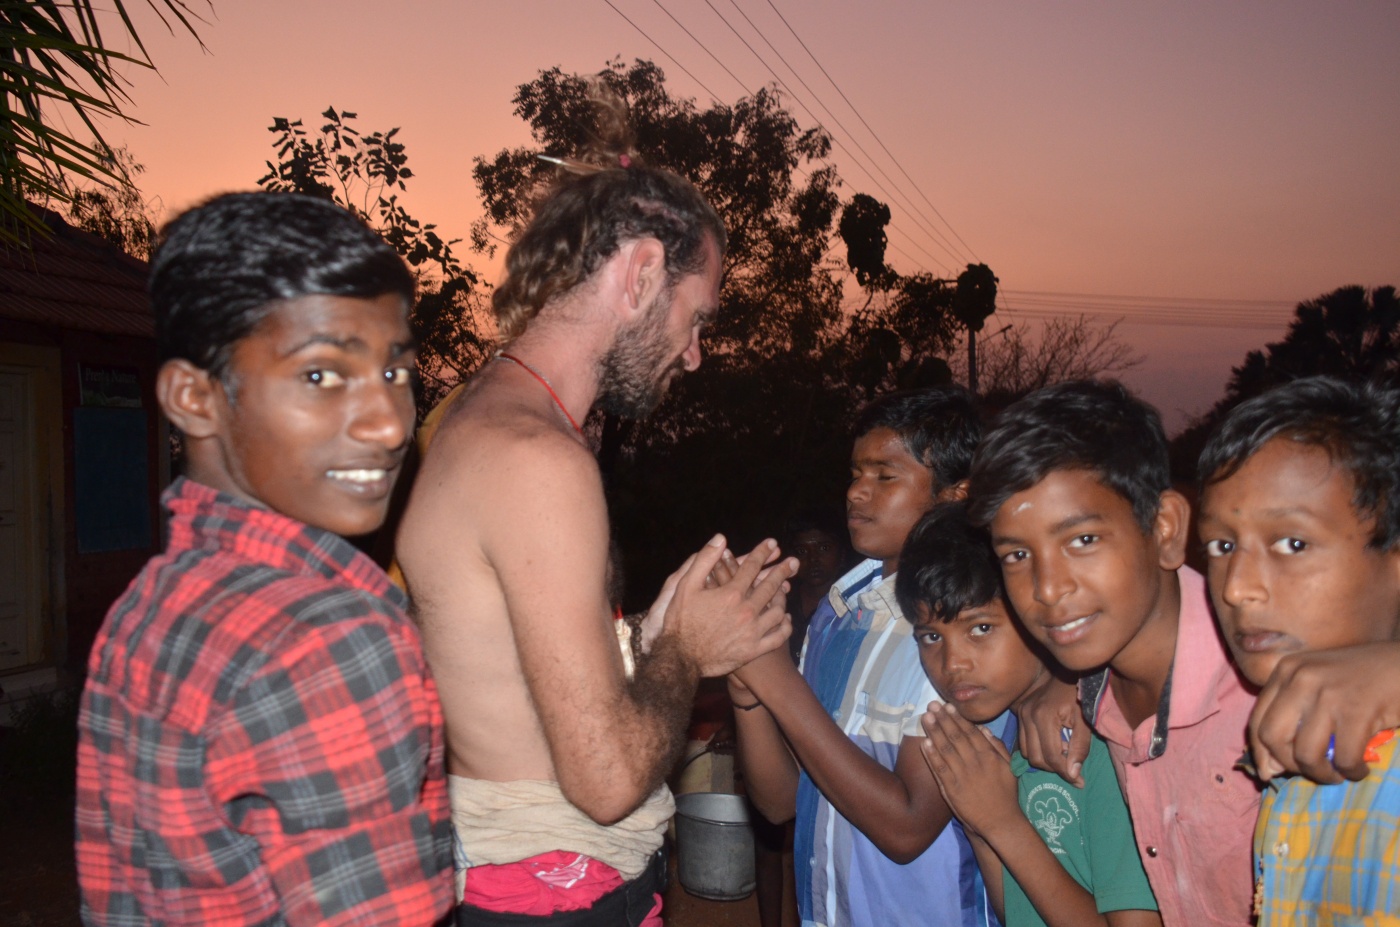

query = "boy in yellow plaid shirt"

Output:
[[1197, 376, 1400, 925]]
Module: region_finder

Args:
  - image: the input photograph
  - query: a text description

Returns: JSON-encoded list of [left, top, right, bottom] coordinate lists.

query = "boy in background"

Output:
[[967, 380, 1258, 925], [731, 387, 1004, 927], [1197, 376, 1400, 925], [783, 508, 850, 662], [75, 193, 452, 926], [748, 510, 847, 927], [899, 501, 1160, 927]]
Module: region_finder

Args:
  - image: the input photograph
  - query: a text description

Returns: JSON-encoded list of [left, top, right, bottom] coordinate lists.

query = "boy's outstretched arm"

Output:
[[716, 548, 800, 823], [729, 673, 800, 823], [735, 649, 951, 863], [922, 704, 1161, 927], [1251, 641, 1400, 783]]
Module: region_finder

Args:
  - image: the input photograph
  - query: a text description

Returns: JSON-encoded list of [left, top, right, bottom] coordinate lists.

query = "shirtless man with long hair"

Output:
[[396, 93, 797, 926]]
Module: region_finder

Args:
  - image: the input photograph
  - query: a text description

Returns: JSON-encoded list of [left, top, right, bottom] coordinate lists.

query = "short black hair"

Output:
[[1199, 376, 1400, 550], [852, 386, 982, 491], [968, 380, 1169, 532], [896, 501, 1005, 623], [151, 192, 415, 379]]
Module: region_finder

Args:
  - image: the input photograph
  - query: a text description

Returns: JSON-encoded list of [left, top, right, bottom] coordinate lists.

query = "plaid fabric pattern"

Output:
[[1254, 731, 1400, 926], [75, 478, 453, 926]]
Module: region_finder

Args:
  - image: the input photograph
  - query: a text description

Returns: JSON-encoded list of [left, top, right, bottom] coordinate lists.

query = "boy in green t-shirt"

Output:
[[897, 502, 1161, 927]]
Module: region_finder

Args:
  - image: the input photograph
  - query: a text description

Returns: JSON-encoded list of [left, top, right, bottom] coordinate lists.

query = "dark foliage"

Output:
[[258, 108, 489, 410], [0, 0, 207, 246], [0, 690, 78, 811], [1171, 285, 1399, 480], [471, 60, 966, 599]]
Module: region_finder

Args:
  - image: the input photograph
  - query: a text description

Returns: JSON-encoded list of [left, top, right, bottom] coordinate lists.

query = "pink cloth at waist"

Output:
[[461, 850, 662, 924]]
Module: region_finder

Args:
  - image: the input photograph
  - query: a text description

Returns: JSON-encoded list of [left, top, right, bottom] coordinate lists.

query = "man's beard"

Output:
[[596, 289, 683, 420]]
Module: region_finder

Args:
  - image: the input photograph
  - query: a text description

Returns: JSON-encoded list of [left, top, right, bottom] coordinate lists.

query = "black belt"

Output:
[[456, 848, 668, 927]]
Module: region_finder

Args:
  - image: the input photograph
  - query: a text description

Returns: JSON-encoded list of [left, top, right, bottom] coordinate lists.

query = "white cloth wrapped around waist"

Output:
[[449, 775, 674, 883]]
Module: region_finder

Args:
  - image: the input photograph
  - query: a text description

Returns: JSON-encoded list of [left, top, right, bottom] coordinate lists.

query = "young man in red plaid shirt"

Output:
[[75, 192, 453, 926]]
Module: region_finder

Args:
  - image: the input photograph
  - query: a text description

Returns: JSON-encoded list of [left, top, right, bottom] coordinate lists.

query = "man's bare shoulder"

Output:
[[398, 383, 605, 634], [422, 377, 598, 484], [398, 375, 606, 585]]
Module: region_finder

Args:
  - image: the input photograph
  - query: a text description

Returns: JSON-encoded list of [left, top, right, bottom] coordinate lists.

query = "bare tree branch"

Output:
[[948, 315, 1143, 401]]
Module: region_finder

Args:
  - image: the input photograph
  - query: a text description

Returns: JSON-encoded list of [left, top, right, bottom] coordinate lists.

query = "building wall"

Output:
[[0, 318, 162, 675]]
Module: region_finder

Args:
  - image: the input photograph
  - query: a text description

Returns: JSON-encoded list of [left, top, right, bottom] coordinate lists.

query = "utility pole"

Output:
[[968, 326, 979, 395], [968, 323, 1012, 396]]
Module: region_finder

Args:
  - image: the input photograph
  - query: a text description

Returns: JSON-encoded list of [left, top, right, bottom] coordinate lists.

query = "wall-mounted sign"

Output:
[[79, 364, 142, 409]]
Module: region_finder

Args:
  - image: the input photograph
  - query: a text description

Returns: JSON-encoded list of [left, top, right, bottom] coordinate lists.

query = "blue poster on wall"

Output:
[[74, 406, 152, 553]]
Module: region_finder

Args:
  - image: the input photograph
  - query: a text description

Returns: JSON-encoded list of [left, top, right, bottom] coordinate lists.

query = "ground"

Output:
[[0, 793, 792, 927], [0, 681, 792, 926], [664, 848, 797, 927], [0, 801, 79, 927]]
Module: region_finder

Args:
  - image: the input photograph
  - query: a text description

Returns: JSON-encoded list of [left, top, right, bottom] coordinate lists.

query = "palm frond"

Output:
[[0, 0, 208, 247]]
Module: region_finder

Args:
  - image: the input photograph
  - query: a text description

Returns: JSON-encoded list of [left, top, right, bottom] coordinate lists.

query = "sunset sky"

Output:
[[98, 0, 1400, 431]]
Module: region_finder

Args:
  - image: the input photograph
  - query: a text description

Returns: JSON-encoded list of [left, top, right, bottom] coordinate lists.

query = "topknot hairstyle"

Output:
[[491, 79, 726, 343], [895, 500, 1006, 624], [852, 386, 983, 492], [151, 191, 414, 379], [968, 380, 1170, 532], [1199, 376, 1400, 550]]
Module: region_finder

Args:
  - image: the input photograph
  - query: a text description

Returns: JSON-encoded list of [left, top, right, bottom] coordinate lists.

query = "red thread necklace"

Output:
[[495, 351, 584, 437]]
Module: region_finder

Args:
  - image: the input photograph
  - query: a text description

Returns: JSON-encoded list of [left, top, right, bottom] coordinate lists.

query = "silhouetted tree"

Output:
[[953, 315, 1142, 408], [474, 60, 846, 369], [1223, 285, 1398, 397], [838, 193, 1145, 413], [1171, 284, 1398, 479], [953, 263, 998, 391], [1, 0, 207, 246], [471, 59, 931, 598], [838, 193, 897, 294], [258, 108, 488, 408], [59, 143, 158, 260], [836, 196, 1000, 389]]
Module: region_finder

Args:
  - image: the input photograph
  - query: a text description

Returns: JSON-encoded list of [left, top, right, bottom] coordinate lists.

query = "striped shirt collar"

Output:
[[827, 558, 886, 619]]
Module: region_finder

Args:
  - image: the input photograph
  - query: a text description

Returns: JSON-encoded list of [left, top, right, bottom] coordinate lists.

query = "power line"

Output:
[[577, 7, 1295, 335], [607, 0, 899, 282], [1003, 295, 1294, 319], [1003, 310, 1285, 330], [652, 0, 959, 273], [1005, 289, 1295, 308], [648, 0, 754, 96], [995, 310, 1279, 330], [995, 290, 1295, 330], [1005, 300, 1289, 318], [885, 239, 933, 276], [600, 0, 725, 103], [709, 0, 974, 269], [607, 0, 961, 275], [762, 0, 982, 263]]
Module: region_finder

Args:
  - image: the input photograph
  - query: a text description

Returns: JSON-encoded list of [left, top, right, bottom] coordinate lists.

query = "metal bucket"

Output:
[[673, 792, 756, 901]]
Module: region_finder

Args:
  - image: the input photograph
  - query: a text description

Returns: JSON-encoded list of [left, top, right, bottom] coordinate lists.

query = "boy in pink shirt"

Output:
[[967, 381, 1258, 926]]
